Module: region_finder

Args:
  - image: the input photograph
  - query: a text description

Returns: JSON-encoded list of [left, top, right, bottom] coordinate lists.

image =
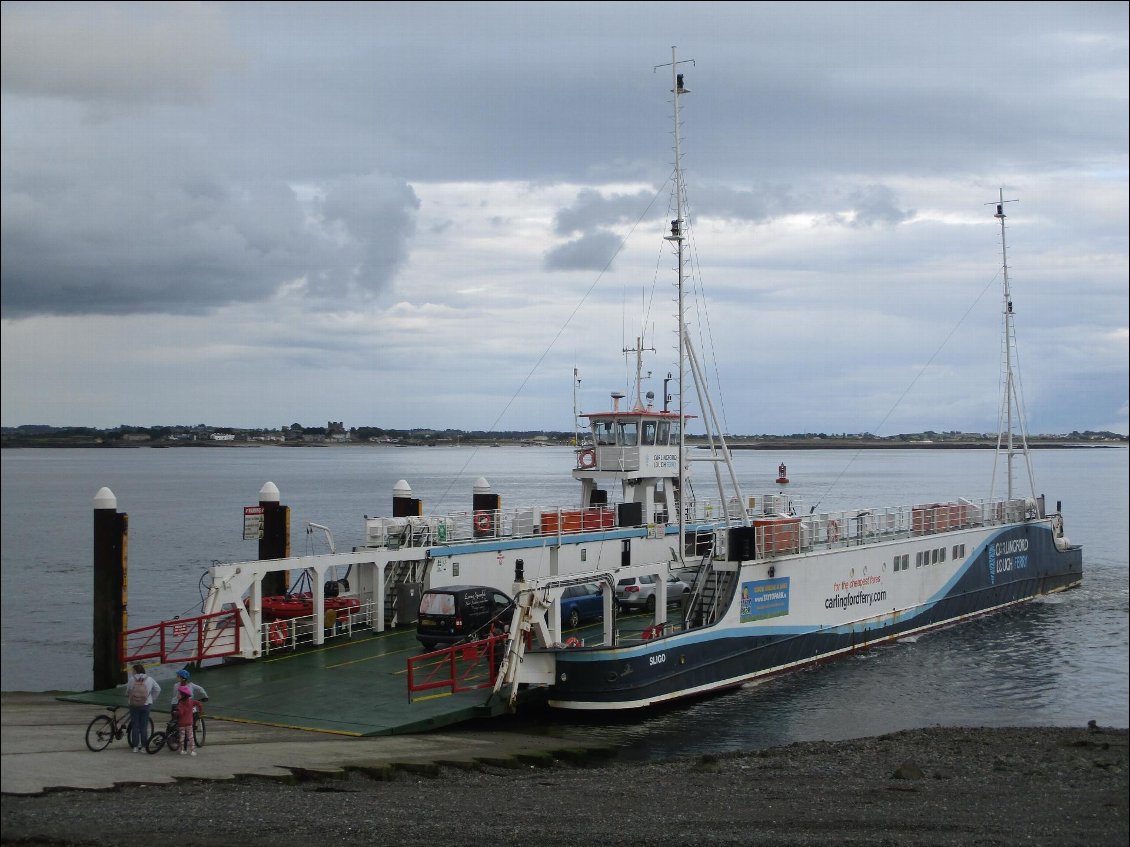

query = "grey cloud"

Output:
[[553, 189, 660, 235], [552, 181, 912, 239], [0, 169, 420, 318], [0, 3, 241, 118], [544, 230, 622, 271], [692, 183, 805, 223], [833, 185, 915, 228], [317, 175, 421, 300]]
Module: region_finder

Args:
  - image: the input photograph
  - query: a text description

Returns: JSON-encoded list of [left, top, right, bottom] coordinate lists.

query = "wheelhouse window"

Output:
[[657, 421, 671, 444], [594, 420, 616, 445], [641, 421, 657, 445], [618, 420, 639, 446]]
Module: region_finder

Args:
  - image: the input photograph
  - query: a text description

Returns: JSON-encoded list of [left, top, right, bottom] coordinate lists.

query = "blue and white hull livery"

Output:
[[499, 514, 1080, 713], [532, 518, 1081, 710]]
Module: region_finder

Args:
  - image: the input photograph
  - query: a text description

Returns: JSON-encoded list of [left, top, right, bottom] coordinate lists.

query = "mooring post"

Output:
[[92, 487, 128, 690], [258, 481, 290, 596]]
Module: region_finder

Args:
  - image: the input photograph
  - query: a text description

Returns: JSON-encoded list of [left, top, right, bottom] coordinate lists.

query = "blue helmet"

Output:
[[176, 669, 191, 680]]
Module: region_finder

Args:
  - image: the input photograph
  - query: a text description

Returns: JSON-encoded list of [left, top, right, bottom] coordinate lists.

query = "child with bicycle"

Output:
[[173, 685, 204, 756], [167, 668, 208, 708]]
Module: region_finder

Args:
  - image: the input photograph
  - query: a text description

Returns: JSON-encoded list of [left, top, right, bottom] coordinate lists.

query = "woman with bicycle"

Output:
[[126, 663, 160, 753]]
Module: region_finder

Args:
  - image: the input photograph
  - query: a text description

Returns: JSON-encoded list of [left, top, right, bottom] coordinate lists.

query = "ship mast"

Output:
[[987, 189, 1036, 503], [660, 48, 692, 559], [658, 48, 750, 563]]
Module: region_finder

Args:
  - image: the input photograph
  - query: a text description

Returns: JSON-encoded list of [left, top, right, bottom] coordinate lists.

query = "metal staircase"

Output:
[[682, 534, 738, 629]]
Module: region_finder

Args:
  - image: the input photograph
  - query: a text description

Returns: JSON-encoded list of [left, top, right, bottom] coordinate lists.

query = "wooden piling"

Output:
[[92, 487, 127, 691], [258, 482, 290, 596]]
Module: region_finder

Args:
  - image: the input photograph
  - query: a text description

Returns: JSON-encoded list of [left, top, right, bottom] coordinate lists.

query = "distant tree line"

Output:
[[1, 423, 1125, 448]]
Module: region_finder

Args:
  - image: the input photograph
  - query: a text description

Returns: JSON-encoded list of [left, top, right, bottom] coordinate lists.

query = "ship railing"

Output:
[[361, 495, 1019, 554], [593, 446, 641, 472], [738, 496, 1016, 559], [406, 635, 507, 702], [121, 609, 242, 666], [259, 599, 378, 655], [364, 504, 623, 548]]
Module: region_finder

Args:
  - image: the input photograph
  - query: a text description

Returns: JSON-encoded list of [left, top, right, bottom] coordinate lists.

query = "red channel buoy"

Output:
[[776, 463, 789, 485]]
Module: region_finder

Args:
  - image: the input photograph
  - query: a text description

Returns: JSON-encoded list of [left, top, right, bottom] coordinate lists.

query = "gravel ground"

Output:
[[2, 725, 1126, 847]]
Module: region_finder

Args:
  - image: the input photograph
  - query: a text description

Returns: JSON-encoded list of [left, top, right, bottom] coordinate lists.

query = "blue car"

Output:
[[560, 583, 605, 629]]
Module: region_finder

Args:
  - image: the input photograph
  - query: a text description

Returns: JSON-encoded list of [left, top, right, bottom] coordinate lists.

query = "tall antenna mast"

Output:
[[656, 49, 749, 560], [658, 47, 693, 561], [985, 188, 1034, 502], [572, 366, 581, 447], [623, 337, 656, 411]]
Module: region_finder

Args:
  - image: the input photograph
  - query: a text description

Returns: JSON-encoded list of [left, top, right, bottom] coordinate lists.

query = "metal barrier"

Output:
[[121, 609, 241, 665], [362, 494, 1014, 553], [259, 600, 377, 654], [406, 635, 506, 701]]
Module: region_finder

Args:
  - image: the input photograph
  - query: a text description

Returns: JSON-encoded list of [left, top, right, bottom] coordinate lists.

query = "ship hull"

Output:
[[542, 522, 1082, 710]]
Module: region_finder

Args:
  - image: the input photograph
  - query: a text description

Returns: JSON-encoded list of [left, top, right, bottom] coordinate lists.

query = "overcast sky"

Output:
[[2, 2, 1126, 436]]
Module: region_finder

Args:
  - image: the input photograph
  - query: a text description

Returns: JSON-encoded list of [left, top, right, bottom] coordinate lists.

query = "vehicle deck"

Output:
[[61, 626, 506, 736]]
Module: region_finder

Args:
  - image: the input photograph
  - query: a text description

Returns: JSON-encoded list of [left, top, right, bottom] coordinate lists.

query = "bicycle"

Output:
[[84, 706, 155, 752], [145, 711, 207, 754]]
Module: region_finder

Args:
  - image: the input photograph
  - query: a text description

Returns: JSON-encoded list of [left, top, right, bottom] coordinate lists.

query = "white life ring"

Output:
[[578, 448, 596, 469]]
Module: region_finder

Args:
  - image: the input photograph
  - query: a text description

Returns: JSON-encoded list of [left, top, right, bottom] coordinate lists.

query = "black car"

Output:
[[416, 585, 514, 651]]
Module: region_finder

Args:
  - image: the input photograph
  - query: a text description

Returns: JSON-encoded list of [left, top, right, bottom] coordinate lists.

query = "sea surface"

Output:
[[2, 445, 1127, 759]]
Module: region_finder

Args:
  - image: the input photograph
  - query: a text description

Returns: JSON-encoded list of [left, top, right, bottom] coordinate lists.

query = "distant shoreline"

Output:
[[722, 441, 1124, 450], [1, 439, 1124, 450]]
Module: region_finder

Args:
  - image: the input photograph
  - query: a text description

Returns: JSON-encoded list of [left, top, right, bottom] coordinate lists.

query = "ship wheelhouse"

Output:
[[573, 399, 692, 527]]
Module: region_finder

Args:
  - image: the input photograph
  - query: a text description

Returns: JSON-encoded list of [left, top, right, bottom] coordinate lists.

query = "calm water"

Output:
[[2, 445, 1127, 757]]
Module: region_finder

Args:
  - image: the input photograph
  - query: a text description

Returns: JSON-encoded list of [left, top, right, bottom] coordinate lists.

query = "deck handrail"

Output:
[[120, 609, 241, 665], [361, 494, 1024, 552]]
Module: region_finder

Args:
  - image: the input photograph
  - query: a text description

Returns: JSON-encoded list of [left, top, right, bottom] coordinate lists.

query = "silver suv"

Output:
[[615, 574, 690, 612]]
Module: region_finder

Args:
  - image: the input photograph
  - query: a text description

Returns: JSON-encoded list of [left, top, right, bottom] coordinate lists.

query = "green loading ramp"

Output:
[[62, 628, 506, 736]]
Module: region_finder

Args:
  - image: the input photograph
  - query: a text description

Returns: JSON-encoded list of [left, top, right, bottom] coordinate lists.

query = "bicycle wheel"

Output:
[[123, 715, 156, 748], [165, 727, 181, 753], [84, 715, 115, 752], [193, 716, 206, 748], [145, 731, 166, 754]]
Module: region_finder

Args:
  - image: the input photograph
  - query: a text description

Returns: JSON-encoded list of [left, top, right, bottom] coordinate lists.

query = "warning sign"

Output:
[[243, 506, 265, 540]]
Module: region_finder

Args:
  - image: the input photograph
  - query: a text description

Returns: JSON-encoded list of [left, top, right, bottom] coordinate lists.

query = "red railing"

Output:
[[406, 635, 506, 702], [121, 609, 242, 665]]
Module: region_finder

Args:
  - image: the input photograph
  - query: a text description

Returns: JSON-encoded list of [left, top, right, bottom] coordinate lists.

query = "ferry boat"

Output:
[[486, 51, 1083, 711], [179, 51, 1080, 715]]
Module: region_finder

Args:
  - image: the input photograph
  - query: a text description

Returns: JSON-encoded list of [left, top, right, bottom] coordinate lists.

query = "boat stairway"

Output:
[[685, 562, 739, 628]]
